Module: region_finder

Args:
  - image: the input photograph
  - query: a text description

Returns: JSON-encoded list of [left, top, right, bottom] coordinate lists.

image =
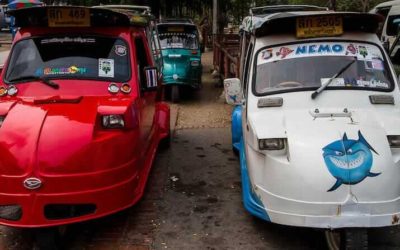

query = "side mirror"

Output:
[[224, 78, 242, 105], [143, 66, 158, 91]]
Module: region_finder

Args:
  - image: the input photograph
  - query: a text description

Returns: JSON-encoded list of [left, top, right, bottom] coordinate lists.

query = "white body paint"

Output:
[[240, 31, 400, 228]]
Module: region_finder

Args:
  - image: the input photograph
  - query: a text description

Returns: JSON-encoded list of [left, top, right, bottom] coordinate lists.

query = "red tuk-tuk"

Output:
[[0, 6, 169, 228]]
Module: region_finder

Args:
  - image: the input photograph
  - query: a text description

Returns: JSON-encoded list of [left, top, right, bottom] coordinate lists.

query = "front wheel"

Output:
[[171, 85, 180, 103], [325, 228, 368, 250]]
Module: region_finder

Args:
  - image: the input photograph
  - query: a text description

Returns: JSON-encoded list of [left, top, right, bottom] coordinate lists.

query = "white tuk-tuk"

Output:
[[225, 6, 400, 249]]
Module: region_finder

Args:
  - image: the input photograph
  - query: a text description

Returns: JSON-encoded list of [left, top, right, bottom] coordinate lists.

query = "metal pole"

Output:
[[213, 0, 217, 35]]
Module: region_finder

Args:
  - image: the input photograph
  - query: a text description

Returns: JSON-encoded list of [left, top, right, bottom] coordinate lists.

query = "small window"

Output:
[[386, 15, 400, 36], [377, 7, 391, 18], [134, 36, 151, 90], [242, 43, 253, 97]]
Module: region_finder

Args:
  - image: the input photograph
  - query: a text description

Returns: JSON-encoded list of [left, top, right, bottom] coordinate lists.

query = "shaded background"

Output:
[[0, 0, 391, 24]]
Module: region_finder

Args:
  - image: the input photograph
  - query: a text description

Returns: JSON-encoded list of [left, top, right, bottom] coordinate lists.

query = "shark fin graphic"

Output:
[[367, 172, 381, 177], [343, 133, 348, 141], [328, 179, 343, 192], [358, 130, 378, 155]]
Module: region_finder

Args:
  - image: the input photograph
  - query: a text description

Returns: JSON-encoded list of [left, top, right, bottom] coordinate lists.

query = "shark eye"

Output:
[[335, 151, 343, 156], [347, 149, 353, 154]]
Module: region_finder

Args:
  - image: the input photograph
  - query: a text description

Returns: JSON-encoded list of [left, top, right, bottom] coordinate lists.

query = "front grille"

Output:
[[0, 205, 22, 221], [44, 204, 96, 220]]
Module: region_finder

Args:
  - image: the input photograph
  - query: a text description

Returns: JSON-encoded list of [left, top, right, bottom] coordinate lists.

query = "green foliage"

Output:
[[288, 0, 326, 6], [49, 0, 392, 24]]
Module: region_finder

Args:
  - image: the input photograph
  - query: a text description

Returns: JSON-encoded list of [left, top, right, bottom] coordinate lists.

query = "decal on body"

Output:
[[115, 45, 127, 56], [322, 131, 380, 192]]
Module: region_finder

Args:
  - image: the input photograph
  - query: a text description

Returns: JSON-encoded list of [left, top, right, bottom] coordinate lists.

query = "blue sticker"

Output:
[[322, 131, 380, 192], [296, 44, 343, 55]]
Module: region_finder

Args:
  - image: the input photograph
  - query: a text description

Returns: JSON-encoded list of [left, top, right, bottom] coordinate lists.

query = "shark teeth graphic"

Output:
[[329, 152, 365, 169], [330, 156, 347, 168], [348, 152, 364, 169]]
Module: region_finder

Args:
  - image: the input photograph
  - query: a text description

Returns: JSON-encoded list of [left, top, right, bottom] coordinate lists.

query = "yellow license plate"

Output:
[[48, 8, 90, 27], [167, 26, 185, 32], [296, 16, 343, 38]]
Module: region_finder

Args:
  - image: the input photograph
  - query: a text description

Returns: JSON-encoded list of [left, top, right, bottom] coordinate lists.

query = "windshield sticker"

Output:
[[276, 47, 293, 59], [115, 45, 127, 56], [321, 78, 345, 87], [345, 44, 357, 55], [262, 49, 273, 60], [356, 79, 389, 88], [359, 46, 368, 58], [38, 66, 88, 76], [99, 59, 114, 78], [295, 44, 343, 55], [366, 59, 384, 71], [171, 43, 184, 48], [41, 37, 96, 44], [258, 42, 385, 65]]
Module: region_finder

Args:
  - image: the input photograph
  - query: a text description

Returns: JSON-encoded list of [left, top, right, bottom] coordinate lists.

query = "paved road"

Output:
[[0, 51, 399, 249]]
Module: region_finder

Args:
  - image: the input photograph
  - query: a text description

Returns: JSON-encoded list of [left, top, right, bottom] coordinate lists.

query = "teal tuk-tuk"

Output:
[[157, 21, 202, 102]]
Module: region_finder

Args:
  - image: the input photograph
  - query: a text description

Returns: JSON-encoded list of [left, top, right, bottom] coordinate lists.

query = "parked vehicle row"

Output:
[[157, 20, 202, 102], [0, 3, 399, 249]]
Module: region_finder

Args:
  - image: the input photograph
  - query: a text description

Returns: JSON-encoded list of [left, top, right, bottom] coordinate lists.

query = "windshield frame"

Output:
[[251, 39, 396, 97], [157, 24, 199, 51], [3, 34, 132, 84]]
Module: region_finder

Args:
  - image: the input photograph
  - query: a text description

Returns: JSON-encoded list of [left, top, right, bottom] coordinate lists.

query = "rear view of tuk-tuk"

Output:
[[0, 6, 170, 228], [157, 22, 202, 102], [226, 9, 400, 248]]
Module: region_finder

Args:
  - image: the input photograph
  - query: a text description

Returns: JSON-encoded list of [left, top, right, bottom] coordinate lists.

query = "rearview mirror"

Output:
[[143, 66, 158, 91], [224, 78, 242, 105]]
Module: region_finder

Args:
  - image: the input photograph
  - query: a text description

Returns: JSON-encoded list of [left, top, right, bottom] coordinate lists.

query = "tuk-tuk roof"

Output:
[[92, 5, 151, 15], [157, 22, 196, 28], [8, 6, 151, 28], [250, 5, 328, 15], [161, 18, 194, 24], [241, 11, 382, 37]]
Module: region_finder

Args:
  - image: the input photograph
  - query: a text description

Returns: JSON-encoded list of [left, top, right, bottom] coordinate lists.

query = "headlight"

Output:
[[0, 116, 5, 128], [388, 135, 400, 148], [191, 60, 200, 67], [258, 138, 285, 150], [102, 115, 125, 129]]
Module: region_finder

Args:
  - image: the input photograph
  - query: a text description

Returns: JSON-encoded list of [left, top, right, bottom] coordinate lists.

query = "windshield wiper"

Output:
[[8, 76, 59, 89], [311, 58, 356, 100]]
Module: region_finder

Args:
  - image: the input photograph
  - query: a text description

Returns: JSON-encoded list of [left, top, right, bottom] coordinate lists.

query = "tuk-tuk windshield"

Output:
[[255, 42, 393, 95], [157, 25, 198, 50], [5, 36, 130, 83]]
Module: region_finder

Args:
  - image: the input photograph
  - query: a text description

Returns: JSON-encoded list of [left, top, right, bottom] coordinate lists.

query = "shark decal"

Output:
[[322, 131, 380, 192]]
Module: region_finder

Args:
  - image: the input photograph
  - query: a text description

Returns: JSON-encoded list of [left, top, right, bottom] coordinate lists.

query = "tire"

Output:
[[171, 85, 180, 103], [325, 228, 368, 250]]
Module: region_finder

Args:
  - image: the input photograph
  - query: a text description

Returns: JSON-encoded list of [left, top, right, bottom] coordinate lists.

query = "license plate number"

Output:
[[296, 16, 343, 38], [48, 8, 90, 27]]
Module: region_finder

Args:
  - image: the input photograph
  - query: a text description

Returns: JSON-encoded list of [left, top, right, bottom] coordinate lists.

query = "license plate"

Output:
[[167, 26, 185, 32], [47, 8, 90, 27], [296, 16, 343, 38]]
